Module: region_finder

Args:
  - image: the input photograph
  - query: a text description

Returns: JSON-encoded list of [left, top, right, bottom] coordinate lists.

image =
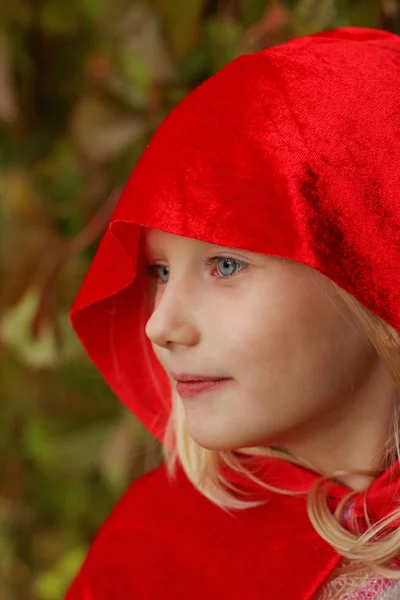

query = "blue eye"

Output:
[[145, 264, 169, 283], [205, 256, 246, 278], [145, 256, 246, 284], [215, 257, 243, 277], [156, 265, 170, 282]]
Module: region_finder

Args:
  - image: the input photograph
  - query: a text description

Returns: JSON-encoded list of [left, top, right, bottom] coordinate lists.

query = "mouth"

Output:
[[171, 373, 233, 399]]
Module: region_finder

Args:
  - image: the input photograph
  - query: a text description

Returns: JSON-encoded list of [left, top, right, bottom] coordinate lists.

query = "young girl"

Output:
[[65, 26, 400, 599]]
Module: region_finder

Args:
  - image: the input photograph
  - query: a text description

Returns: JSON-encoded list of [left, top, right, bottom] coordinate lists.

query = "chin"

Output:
[[186, 420, 267, 452]]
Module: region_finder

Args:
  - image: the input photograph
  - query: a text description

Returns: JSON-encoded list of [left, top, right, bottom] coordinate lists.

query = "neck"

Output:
[[283, 361, 397, 491]]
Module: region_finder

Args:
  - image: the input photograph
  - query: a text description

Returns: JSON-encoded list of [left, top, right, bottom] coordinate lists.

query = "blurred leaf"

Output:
[[177, 45, 209, 80], [291, 0, 338, 35], [98, 418, 139, 491], [117, 4, 176, 84], [31, 474, 88, 522], [71, 95, 148, 161], [240, 0, 271, 27], [79, 0, 104, 22], [39, 1, 88, 36], [0, 167, 42, 219], [0, 352, 44, 451], [0, 32, 18, 123], [245, 0, 290, 50], [33, 140, 86, 218], [44, 424, 112, 475], [55, 357, 118, 420], [120, 55, 152, 104], [206, 18, 244, 72], [1, 290, 78, 368], [25, 419, 53, 467], [148, 0, 205, 57], [0, 529, 14, 577], [336, 0, 381, 27], [34, 546, 88, 600]]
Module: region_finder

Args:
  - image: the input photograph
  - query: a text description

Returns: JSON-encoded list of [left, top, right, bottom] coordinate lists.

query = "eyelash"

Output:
[[145, 256, 247, 284]]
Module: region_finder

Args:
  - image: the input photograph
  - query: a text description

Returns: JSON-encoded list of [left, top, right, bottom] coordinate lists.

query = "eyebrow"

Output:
[[209, 245, 254, 258], [144, 239, 252, 258]]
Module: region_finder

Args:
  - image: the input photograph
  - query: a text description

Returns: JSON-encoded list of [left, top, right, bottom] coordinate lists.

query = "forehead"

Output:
[[145, 227, 187, 244], [144, 227, 221, 253]]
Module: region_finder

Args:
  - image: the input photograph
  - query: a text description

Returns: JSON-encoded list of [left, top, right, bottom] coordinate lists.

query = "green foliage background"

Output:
[[0, 0, 398, 597]]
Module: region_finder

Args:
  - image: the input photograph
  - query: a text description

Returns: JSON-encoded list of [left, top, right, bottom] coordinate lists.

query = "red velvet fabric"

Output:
[[66, 26, 400, 598], [64, 463, 341, 600], [64, 460, 400, 599]]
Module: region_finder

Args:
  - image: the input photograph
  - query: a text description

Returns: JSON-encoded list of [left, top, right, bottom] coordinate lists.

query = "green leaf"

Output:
[[121, 55, 152, 95], [148, 0, 205, 57], [240, 0, 270, 28], [206, 18, 244, 72], [116, 5, 176, 85], [39, 1, 83, 36], [178, 45, 209, 80], [45, 425, 111, 475], [291, 0, 338, 35], [25, 419, 53, 466], [34, 546, 88, 600], [336, 0, 381, 28]]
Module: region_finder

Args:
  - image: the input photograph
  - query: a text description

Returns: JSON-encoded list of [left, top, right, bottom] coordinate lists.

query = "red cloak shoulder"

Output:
[[64, 463, 340, 599]]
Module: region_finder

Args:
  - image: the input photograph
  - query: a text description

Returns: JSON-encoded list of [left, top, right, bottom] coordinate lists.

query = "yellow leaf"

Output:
[[0, 290, 78, 368], [71, 95, 147, 162]]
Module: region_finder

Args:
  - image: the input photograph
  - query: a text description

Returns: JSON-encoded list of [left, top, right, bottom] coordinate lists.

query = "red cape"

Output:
[[65, 26, 400, 598], [64, 463, 340, 599], [65, 458, 400, 598]]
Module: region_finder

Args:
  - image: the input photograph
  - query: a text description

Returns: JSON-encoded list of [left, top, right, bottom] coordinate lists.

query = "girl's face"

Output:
[[144, 228, 393, 462]]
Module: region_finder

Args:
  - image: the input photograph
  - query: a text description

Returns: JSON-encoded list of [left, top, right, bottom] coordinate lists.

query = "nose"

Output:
[[145, 283, 200, 350]]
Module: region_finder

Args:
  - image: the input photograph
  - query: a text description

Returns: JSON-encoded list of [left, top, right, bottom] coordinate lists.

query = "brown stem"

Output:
[[381, 0, 400, 32], [30, 186, 121, 341], [65, 186, 121, 256]]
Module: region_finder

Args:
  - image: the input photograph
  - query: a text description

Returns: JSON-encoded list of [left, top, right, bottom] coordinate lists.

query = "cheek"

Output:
[[209, 292, 295, 391], [215, 285, 299, 359], [217, 285, 351, 391]]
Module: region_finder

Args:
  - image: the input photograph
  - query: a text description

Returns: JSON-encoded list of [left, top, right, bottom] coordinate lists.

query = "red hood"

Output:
[[70, 26, 400, 442]]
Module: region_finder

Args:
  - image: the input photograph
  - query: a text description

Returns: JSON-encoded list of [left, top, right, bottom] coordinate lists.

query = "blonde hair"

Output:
[[162, 282, 400, 577]]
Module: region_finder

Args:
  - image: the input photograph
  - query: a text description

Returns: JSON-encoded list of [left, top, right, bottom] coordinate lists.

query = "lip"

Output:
[[171, 372, 227, 382], [172, 375, 232, 399]]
